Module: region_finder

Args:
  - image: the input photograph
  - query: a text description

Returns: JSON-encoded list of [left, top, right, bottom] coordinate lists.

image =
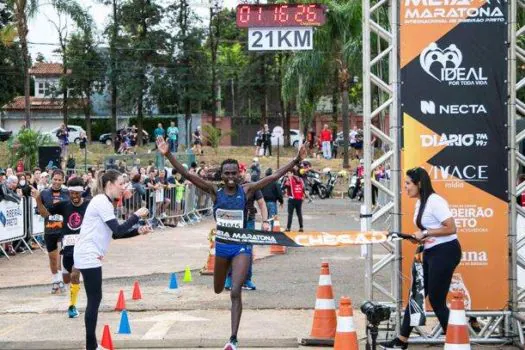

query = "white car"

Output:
[[46, 125, 86, 145], [255, 128, 302, 148]]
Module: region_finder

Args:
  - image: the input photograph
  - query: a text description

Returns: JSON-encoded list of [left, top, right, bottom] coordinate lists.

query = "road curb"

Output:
[[0, 337, 300, 349]]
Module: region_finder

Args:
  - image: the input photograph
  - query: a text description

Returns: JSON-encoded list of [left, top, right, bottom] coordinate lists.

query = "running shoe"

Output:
[[68, 305, 79, 318], [223, 340, 238, 350], [379, 338, 408, 349], [51, 282, 60, 294], [242, 280, 256, 290], [59, 281, 67, 293], [224, 276, 232, 290]]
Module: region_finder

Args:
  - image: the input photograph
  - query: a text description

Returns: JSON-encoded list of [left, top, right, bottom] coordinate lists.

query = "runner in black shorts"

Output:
[[39, 169, 69, 294], [34, 177, 89, 318]]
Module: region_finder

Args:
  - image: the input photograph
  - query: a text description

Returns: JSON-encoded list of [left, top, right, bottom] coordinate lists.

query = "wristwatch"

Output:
[[422, 230, 429, 238]]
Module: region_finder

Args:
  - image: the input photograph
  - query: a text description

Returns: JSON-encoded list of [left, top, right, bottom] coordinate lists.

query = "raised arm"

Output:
[[247, 142, 308, 194], [156, 137, 216, 196], [32, 188, 50, 217]]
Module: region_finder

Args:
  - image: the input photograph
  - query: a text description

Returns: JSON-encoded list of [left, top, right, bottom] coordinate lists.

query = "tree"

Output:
[[0, 6, 24, 108], [48, 0, 92, 126], [3, 0, 39, 128], [282, 1, 362, 168], [119, 0, 167, 145], [67, 28, 106, 143], [208, 0, 222, 127], [218, 43, 248, 118]]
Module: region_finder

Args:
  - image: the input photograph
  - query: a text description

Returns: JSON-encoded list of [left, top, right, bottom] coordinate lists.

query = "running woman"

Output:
[[40, 169, 69, 293], [33, 177, 89, 318], [156, 137, 308, 350], [73, 170, 152, 350]]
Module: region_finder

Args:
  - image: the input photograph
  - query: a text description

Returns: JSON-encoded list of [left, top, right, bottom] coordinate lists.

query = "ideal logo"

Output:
[[420, 43, 488, 86], [420, 100, 487, 115], [404, 0, 504, 24], [0, 211, 5, 227]]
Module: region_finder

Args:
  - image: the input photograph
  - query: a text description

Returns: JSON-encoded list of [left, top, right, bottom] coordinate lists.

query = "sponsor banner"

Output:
[[215, 226, 390, 247], [0, 199, 25, 243], [400, 0, 508, 309]]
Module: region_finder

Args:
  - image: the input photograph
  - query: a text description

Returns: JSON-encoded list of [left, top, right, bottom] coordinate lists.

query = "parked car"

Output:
[[45, 125, 86, 144], [254, 128, 302, 148], [99, 127, 150, 146], [0, 127, 12, 142]]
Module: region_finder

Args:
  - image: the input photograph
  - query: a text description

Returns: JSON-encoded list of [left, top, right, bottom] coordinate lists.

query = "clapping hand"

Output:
[[31, 187, 40, 199], [138, 225, 153, 235], [134, 207, 150, 218]]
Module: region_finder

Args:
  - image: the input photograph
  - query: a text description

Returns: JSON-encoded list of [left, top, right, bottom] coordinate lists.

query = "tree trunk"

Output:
[[62, 56, 69, 127], [83, 94, 92, 144], [184, 98, 191, 146], [260, 55, 267, 125], [110, 0, 118, 143], [332, 67, 339, 135], [210, 7, 218, 127], [17, 10, 31, 128], [341, 76, 350, 169], [137, 88, 144, 146]]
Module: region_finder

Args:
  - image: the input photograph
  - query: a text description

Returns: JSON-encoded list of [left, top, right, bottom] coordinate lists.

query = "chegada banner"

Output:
[[400, 0, 508, 310]]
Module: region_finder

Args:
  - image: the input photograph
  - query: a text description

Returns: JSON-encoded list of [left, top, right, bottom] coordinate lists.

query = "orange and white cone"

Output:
[[270, 216, 287, 254], [200, 229, 216, 275], [334, 296, 358, 350], [310, 262, 337, 339], [444, 292, 471, 350]]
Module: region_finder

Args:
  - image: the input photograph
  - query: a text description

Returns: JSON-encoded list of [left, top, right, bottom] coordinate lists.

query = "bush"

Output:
[[9, 128, 53, 169]]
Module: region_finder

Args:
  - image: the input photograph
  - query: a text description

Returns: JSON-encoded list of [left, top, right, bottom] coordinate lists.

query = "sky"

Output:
[[27, 0, 239, 62]]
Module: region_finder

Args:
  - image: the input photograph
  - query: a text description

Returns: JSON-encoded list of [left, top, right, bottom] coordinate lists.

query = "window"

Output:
[[38, 81, 52, 96]]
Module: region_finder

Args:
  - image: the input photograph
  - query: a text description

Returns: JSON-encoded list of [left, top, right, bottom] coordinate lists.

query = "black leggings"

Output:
[[400, 239, 462, 337], [286, 198, 303, 230], [80, 267, 103, 350]]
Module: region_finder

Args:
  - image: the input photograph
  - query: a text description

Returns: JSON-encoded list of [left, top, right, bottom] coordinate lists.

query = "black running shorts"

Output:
[[44, 234, 61, 253]]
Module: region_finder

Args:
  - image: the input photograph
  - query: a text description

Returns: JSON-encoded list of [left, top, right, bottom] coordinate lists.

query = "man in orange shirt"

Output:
[[319, 124, 332, 160]]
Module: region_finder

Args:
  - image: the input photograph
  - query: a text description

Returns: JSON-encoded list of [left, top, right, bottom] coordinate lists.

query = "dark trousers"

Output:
[[80, 267, 103, 350], [286, 198, 303, 230], [263, 141, 272, 156], [400, 239, 462, 337]]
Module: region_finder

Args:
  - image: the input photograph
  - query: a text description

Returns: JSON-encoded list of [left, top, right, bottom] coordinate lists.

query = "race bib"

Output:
[[48, 214, 63, 222], [216, 208, 244, 228], [63, 234, 79, 247]]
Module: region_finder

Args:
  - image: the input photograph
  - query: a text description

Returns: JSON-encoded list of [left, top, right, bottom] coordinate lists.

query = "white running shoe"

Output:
[[223, 342, 238, 350]]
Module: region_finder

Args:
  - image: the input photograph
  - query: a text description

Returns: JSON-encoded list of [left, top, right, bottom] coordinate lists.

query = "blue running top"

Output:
[[213, 185, 247, 229]]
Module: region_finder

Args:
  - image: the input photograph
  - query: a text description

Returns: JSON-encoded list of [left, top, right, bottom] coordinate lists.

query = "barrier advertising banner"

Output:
[[0, 200, 25, 243], [400, 0, 508, 309]]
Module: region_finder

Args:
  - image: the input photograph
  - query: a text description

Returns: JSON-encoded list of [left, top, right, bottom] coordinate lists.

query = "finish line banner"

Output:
[[400, 0, 508, 310], [215, 226, 390, 247]]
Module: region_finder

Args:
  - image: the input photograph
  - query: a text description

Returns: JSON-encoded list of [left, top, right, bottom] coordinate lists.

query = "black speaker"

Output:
[[38, 146, 62, 170]]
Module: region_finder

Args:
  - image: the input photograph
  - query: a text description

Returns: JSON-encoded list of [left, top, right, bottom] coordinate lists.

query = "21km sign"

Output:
[[248, 27, 313, 51]]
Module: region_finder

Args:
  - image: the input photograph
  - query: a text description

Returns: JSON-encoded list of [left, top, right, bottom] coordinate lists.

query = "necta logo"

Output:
[[420, 100, 487, 115], [404, 0, 504, 24], [420, 43, 487, 86]]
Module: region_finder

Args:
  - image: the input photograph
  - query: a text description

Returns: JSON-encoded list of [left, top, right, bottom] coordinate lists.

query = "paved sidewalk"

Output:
[[0, 220, 272, 289]]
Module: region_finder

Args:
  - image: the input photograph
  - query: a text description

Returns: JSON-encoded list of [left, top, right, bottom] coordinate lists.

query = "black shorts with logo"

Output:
[[44, 234, 62, 253]]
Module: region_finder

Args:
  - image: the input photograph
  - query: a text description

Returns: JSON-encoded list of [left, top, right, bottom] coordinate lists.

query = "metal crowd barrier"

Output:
[[0, 197, 45, 259], [117, 183, 213, 229]]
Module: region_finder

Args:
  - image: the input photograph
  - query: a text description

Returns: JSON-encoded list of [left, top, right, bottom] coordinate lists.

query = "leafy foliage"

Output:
[[10, 128, 52, 169], [202, 124, 232, 154]]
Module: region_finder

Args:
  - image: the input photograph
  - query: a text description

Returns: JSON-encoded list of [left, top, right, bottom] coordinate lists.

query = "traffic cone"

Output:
[[183, 266, 192, 282], [200, 229, 216, 275], [270, 216, 287, 254], [115, 289, 126, 311], [310, 262, 337, 339], [132, 281, 142, 300], [334, 297, 358, 350], [168, 272, 178, 289], [444, 292, 471, 350], [100, 324, 114, 350], [118, 310, 131, 334]]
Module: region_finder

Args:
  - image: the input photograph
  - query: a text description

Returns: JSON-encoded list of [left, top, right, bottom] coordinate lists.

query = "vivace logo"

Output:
[[420, 43, 487, 86], [420, 100, 487, 115], [403, 0, 504, 24]]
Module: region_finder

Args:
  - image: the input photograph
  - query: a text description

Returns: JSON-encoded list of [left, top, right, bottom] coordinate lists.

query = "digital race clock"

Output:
[[236, 4, 327, 28]]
